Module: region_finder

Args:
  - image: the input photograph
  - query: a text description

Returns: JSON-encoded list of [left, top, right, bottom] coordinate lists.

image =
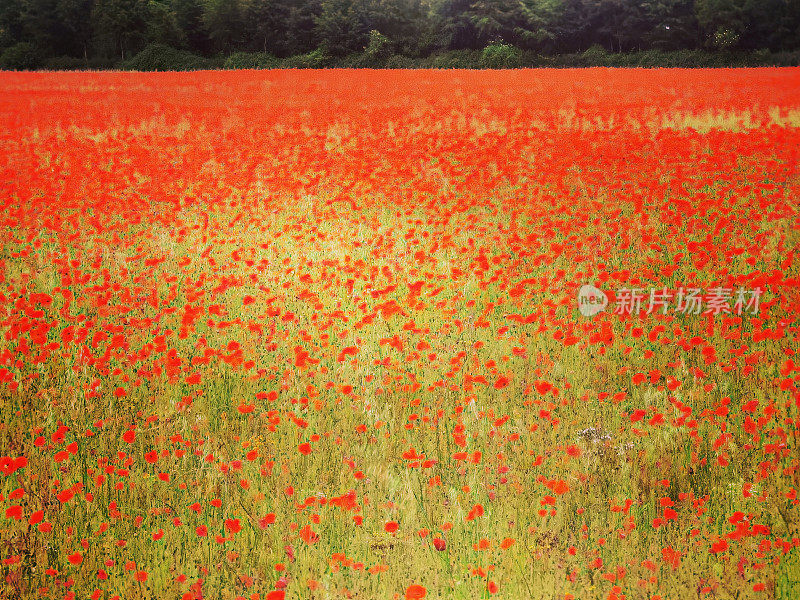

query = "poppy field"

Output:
[[1, 68, 800, 600]]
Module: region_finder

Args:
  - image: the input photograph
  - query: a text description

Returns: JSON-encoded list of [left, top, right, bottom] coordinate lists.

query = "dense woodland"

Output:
[[1, 0, 800, 69]]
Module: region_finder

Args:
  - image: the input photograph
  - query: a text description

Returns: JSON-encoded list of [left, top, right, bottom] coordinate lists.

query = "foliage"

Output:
[[581, 42, 610, 64], [172, 0, 210, 54], [203, 0, 244, 54], [223, 50, 280, 69], [90, 0, 149, 59], [480, 42, 522, 67], [42, 54, 90, 69], [122, 41, 211, 69], [315, 0, 368, 56], [282, 46, 330, 67], [0, 41, 43, 69], [243, 0, 290, 56], [384, 52, 417, 67], [427, 48, 482, 67], [365, 28, 391, 59], [2, 0, 800, 66], [41, 54, 120, 69]]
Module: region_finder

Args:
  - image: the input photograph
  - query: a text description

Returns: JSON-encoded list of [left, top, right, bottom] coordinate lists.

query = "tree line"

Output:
[[1, 0, 799, 67]]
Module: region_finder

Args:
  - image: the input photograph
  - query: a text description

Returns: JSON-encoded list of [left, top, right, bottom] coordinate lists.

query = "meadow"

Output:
[[1, 68, 800, 600]]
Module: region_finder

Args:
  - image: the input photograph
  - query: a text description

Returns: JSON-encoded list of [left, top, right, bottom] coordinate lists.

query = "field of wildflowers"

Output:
[[1, 68, 800, 599]]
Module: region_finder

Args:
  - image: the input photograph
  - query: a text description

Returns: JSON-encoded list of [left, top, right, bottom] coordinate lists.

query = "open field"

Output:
[[1, 69, 800, 600]]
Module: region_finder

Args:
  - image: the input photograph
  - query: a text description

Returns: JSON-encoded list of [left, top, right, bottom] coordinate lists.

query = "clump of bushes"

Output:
[[282, 48, 330, 68], [224, 52, 280, 69], [42, 56, 120, 70], [122, 43, 212, 71], [426, 49, 482, 69], [0, 42, 44, 71], [3, 40, 800, 71], [481, 43, 523, 68], [362, 30, 392, 67]]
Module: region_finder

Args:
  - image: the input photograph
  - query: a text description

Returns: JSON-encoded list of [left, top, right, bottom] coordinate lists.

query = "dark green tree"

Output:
[[694, 0, 747, 49], [286, 0, 321, 54], [0, 0, 25, 50], [315, 0, 368, 56], [19, 0, 62, 55], [147, 0, 183, 48], [542, 0, 594, 52], [91, 0, 149, 59], [589, 0, 649, 52], [244, 0, 290, 55], [434, 0, 480, 49], [641, 0, 699, 50], [203, 0, 244, 53], [469, 0, 532, 47], [781, 0, 800, 50], [56, 0, 94, 56], [742, 0, 793, 50], [21, 0, 92, 56], [172, 0, 211, 53], [362, 0, 431, 55]]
